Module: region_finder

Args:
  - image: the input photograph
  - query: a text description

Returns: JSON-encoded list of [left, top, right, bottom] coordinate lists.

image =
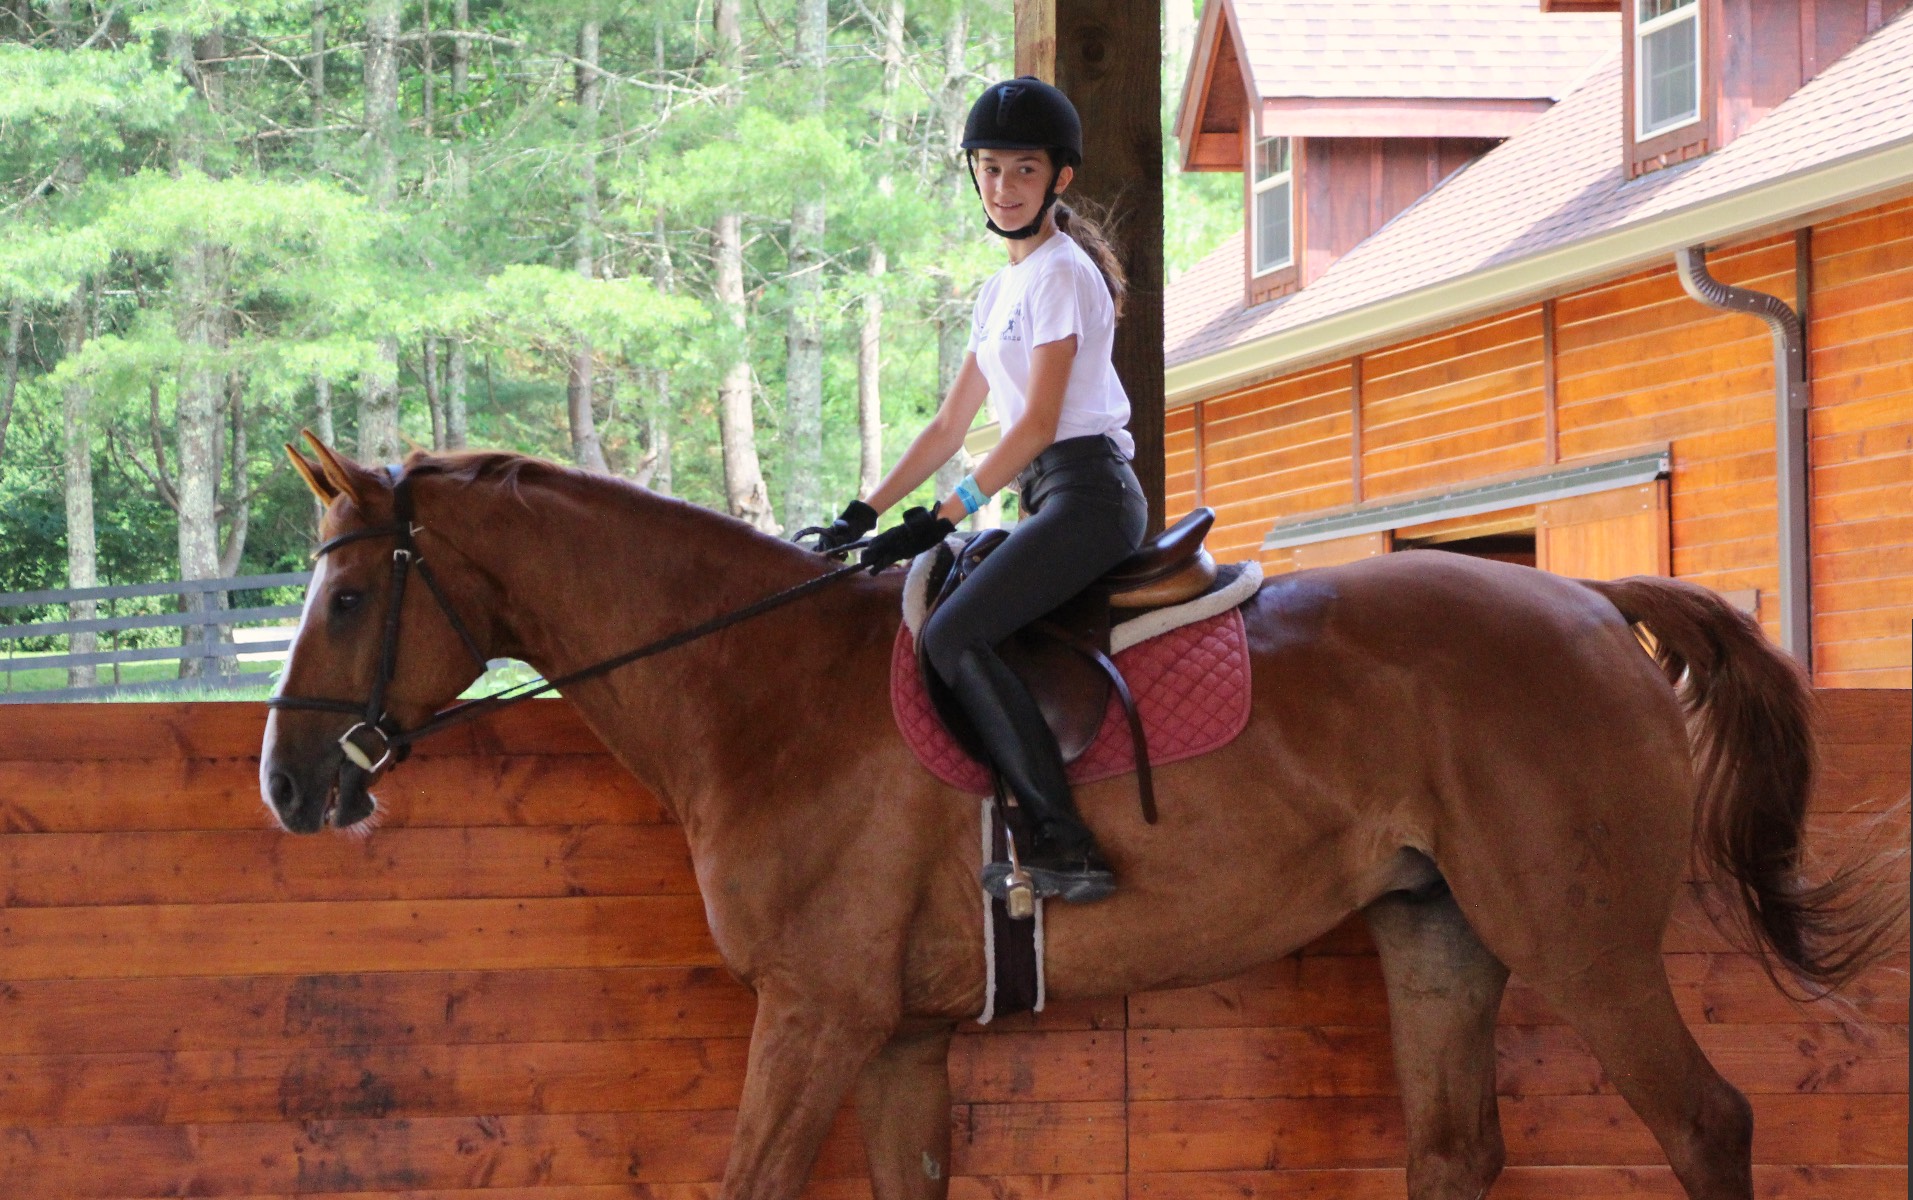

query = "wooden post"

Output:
[[1017, 0, 1166, 532]]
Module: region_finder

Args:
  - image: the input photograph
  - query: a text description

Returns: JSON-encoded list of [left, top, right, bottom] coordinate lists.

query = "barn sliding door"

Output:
[[1536, 480, 1670, 580], [1292, 531, 1392, 570]]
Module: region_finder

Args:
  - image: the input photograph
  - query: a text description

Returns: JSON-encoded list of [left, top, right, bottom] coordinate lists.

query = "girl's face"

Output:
[[974, 148, 1073, 229]]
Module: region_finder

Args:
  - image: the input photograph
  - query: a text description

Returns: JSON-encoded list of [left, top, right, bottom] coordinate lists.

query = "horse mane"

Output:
[[401, 449, 586, 498], [395, 448, 813, 563]]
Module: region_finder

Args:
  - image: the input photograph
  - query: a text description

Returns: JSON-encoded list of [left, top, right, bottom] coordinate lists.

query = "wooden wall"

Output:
[[0, 697, 1904, 1198], [1807, 199, 1913, 687], [1169, 361, 1354, 573], [1361, 306, 1549, 501], [1167, 194, 1913, 686]]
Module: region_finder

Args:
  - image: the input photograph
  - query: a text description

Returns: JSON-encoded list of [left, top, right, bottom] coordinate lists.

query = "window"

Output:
[[1252, 134, 1292, 276], [1637, 0, 1700, 138]]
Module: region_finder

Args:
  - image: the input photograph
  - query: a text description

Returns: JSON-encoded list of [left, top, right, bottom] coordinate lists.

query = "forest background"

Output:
[[0, 0, 1234, 684]]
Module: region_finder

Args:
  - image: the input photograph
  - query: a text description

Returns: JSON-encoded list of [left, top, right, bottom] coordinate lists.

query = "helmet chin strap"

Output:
[[985, 187, 1061, 240], [967, 155, 1063, 241]]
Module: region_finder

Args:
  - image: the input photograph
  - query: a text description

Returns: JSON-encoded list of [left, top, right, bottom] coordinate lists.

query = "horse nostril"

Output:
[[268, 770, 300, 814]]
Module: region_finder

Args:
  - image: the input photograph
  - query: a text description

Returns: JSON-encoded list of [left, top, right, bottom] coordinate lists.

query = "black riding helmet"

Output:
[[960, 77, 1082, 240]]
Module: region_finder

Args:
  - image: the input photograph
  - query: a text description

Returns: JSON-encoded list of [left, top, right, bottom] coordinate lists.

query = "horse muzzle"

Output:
[[261, 718, 381, 834]]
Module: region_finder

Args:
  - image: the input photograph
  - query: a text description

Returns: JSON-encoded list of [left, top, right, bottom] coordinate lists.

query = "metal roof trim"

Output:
[[1262, 449, 1669, 549]]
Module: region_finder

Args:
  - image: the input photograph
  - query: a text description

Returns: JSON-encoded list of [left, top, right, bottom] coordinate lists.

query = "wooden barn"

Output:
[[1167, 0, 1913, 687]]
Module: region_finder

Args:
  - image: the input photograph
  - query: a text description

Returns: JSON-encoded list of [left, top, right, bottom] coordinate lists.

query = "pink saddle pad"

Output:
[[890, 608, 1252, 795]]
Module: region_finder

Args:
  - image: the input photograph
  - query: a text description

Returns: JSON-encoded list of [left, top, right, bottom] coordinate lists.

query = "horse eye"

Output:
[[332, 590, 364, 614]]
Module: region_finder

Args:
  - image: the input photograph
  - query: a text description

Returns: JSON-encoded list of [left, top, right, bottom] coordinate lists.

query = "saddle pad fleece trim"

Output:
[[900, 535, 1264, 647], [891, 605, 1253, 796]]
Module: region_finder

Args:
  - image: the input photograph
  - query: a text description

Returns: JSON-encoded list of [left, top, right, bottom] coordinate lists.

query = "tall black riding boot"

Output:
[[948, 647, 1116, 903]]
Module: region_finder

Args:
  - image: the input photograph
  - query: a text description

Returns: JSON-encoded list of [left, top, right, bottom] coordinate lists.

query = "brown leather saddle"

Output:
[[916, 507, 1220, 824]]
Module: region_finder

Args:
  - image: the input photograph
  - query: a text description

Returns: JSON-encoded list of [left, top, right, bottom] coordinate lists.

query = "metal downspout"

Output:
[[1674, 244, 1811, 667]]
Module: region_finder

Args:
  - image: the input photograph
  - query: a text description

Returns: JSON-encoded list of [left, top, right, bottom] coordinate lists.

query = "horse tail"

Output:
[[1583, 576, 1905, 995]]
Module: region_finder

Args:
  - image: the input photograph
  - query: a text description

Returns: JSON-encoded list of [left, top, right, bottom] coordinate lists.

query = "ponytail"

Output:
[[1053, 201, 1127, 322]]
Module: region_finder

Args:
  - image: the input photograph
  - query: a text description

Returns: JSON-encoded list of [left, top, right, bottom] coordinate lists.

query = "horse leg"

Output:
[[1366, 882, 1511, 1200], [720, 989, 895, 1200], [1526, 951, 1753, 1199], [854, 1020, 956, 1200]]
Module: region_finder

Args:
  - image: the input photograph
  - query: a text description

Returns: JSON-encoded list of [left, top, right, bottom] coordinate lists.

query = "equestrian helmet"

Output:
[[961, 77, 1083, 168]]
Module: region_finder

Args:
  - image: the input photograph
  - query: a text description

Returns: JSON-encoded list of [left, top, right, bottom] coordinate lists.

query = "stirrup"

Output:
[[981, 860, 1116, 905]]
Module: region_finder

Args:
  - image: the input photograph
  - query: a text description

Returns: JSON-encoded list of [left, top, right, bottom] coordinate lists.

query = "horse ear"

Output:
[[301, 430, 372, 507], [285, 441, 337, 504]]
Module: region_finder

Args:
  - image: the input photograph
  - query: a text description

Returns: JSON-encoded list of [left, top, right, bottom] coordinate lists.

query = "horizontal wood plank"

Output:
[[0, 896, 722, 980], [0, 1030, 1126, 1127], [1127, 953, 1911, 1031], [1126, 1093, 1907, 1172], [0, 1102, 1127, 1196], [0, 968, 1126, 1056], [1128, 1165, 1905, 1200], [1126, 1023, 1908, 1101], [0, 825, 698, 906], [96, 1178, 1126, 1200]]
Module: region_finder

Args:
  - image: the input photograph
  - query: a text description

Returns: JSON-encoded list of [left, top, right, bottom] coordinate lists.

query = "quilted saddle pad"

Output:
[[890, 606, 1253, 795]]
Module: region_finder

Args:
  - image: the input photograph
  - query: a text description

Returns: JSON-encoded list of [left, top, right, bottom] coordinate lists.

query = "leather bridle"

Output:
[[266, 470, 490, 774], [268, 468, 867, 776]]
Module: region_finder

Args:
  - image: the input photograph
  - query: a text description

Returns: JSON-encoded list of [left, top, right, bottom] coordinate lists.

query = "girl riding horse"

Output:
[[815, 77, 1143, 904]]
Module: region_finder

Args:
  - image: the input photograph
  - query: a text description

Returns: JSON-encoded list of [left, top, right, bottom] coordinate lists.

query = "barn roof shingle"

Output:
[[1231, 0, 1615, 102]]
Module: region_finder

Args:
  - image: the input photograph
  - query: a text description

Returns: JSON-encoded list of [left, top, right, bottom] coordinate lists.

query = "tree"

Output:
[[780, 0, 829, 531], [859, 0, 906, 499], [565, 16, 609, 471], [360, 0, 402, 463], [711, 0, 776, 531]]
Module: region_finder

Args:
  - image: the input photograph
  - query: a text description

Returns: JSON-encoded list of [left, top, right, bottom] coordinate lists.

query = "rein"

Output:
[[268, 470, 867, 775]]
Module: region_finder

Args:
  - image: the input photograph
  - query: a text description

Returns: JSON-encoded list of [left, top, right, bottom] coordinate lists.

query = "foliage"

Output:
[[0, 1, 1234, 622]]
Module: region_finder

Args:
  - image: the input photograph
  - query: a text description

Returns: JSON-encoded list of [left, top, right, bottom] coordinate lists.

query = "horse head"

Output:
[[260, 433, 495, 834]]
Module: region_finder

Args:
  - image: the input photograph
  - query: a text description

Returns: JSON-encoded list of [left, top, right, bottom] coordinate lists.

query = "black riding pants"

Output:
[[921, 435, 1149, 685]]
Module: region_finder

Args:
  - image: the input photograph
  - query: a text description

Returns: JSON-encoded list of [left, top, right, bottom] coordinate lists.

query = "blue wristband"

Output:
[[953, 474, 988, 515]]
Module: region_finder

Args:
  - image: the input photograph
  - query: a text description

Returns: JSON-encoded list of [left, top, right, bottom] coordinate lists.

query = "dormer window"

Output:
[[1252, 134, 1293, 276], [1636, 0, 1700, 138]]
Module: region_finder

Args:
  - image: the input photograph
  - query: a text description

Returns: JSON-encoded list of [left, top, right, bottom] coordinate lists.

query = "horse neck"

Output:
[[421, 471, 837, 815]]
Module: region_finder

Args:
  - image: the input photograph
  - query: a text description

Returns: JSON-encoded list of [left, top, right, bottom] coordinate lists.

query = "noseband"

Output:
[[268, 468, 867, 776], [267, 471, 491, 774]]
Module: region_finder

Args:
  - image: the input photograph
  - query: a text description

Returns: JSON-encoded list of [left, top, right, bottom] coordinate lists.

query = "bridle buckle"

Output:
[[339, 721, 397, 774]]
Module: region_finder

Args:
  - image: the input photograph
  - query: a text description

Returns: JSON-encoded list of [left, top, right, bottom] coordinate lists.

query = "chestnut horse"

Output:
[[262, 440, 1896, 1200]]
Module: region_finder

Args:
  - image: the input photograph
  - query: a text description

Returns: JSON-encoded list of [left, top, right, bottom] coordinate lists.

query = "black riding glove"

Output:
[[813, 500, 879, 554], [861, 506, 955, 574]]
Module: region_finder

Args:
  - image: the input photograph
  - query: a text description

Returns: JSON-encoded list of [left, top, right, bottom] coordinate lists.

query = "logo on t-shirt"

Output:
[[999, 301, 1023, 343]]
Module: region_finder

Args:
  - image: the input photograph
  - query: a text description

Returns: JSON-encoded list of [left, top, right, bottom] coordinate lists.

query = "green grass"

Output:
[[2, 654, 278, 693], [3, 651, 553, 704]]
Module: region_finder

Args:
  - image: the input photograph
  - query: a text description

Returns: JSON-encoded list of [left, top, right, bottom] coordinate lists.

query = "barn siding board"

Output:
[[1357, 308, 1547, 502], [1190, 363, 1356, 572], [1165, 403, 1198, 517], [1130, 1166, 1907, 1199], [0, 698, 1901, 1196]]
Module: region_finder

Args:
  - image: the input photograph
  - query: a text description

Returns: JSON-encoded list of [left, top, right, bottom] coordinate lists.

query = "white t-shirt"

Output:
[[966, 232, 1135, 458]]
